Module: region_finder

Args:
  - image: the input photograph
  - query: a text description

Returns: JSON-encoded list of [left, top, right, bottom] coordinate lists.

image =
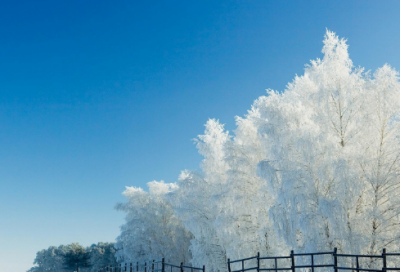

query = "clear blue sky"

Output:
[[1, 1, 400, 271]]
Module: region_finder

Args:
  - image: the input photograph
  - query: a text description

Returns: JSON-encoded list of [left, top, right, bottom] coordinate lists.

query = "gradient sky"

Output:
[[2, 1, 400, 271]]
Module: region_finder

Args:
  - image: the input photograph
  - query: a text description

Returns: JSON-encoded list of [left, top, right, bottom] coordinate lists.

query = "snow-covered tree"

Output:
[[115, 181, 193, 265], [28, 245, 70, 272], [256, 30, 400, 256], [63, 243, 91, 271], [27, 243, 117, 272], [358, 65, 400, 254], [170, 119, 231, 271], [116, 30, 400, 270], [87, 242, 117, 272]]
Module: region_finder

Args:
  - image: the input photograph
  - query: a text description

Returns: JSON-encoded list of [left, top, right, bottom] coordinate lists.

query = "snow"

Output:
[[115, 30, 400, 271]]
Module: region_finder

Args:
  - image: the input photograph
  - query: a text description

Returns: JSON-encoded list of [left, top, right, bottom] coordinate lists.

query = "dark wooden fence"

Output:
[[228, 248, 400, 272], [97, 258, 205, 272], [98, 248, 400, 272]]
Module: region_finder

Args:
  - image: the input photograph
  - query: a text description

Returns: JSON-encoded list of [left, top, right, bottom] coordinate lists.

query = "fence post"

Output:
[[290, 250, 295, 272], [180, 262, 184, 272], [145, 262, 147, 272], [382, 248, 387, 272], [311, 254, 314, 272], [130, 263, 133, 272], [333, 248, 338, 272], [203, 265, 205, 272], [137, 262, 139, 272], [257, 252, 260, 272], [152, 260, 155, 272], [228, 258, 231, 272], [162, 258, 165, 272], [356, 256, 360, 272]]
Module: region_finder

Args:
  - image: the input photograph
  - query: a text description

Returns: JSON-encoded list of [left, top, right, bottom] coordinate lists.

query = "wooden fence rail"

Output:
[[98, 248, 400, 272], [98, 258, 204, 272], [228, 248, 400, 272]]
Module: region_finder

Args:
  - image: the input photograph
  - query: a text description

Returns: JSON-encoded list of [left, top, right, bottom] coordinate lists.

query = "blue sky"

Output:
[[1, 1, 400, 271]]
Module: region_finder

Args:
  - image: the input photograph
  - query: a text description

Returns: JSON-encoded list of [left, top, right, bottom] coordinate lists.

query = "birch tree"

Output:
[[115, 30, 400, 270], [115, 181, 193, 264]]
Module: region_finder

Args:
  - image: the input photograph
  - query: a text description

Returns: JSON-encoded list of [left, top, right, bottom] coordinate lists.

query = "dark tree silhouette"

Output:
[[63, 243, 92, 271]]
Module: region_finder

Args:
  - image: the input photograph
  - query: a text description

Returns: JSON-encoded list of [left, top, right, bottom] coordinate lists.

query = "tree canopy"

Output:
[[115, 30, 400, 271], [63, 243, 91, 271], [28, 243, 116, 272]]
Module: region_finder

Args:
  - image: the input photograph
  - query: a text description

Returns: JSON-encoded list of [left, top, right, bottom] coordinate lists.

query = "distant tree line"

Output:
[[27, 242, 117, 272]]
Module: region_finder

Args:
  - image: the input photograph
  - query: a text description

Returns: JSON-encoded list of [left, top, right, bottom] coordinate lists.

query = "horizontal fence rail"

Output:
[[98, 248, 400, 272], [228, 248, 400, 272]]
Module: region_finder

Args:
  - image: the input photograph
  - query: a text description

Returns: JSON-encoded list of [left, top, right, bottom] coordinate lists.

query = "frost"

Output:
[[116, 30, 400, 270]]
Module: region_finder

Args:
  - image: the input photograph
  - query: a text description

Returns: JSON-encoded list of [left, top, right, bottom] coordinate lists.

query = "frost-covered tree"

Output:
[[28, 245, 70, 272], [63, 243, 91, 271], [256, 30, 400, 256], [116, 30, 400, 270], [170, 119, 231, 271], [28, 242, 117, 272], [88, 242, 117, 272], [115, 181, 193, 264], [358, 65, 400, 254], [216, 113, 280, 259]]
